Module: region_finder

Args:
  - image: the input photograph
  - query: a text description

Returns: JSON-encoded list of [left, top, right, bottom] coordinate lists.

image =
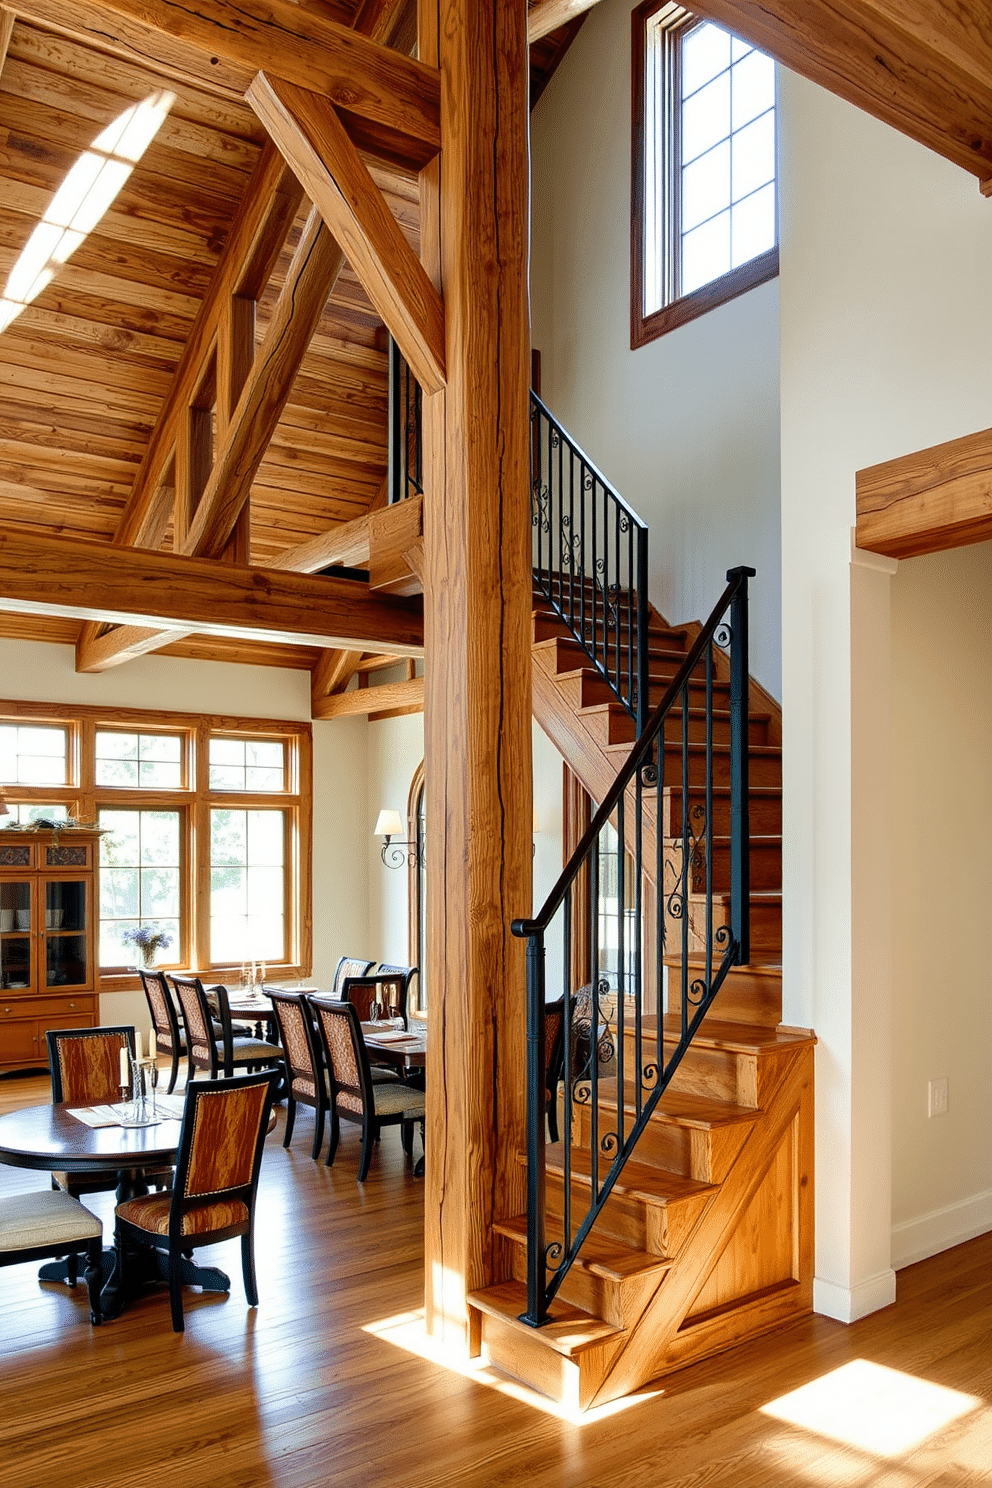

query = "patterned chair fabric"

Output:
[[0, 1190, 104, 1325], [331, 956, 375, 998], [138, 968, 185, 1094], [309, 996, 426, 1182], [115, 1069, 278, 1332], [268, 990, 331, 1161], [169, 975, 280, 1084]]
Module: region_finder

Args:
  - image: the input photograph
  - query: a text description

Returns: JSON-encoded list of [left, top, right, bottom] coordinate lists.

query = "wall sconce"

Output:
[[374, 808, 419, 869]]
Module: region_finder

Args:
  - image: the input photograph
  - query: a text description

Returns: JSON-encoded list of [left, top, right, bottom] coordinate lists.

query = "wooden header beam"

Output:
[[0, 531, 423, 654], [856, 425, 992, 558]]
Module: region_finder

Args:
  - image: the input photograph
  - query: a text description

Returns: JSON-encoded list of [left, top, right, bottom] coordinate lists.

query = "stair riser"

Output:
[[474, 1313, 614, 1412], [499, 1234, 661, 1331], [569, 1093, 755, 1184], [584, 708, 771, 750], [663, 839, 781, 892], [544, 1168, 710, 1259], [656, 752, 781, 790], [663, 897, 782, 955], [622, 1037, 758, 1106], [662, 791, 782, 837], [663, 962, 783, 1027]]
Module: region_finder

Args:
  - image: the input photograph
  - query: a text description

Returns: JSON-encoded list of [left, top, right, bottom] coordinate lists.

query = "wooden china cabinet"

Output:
[[0, 828, 101, 1073]]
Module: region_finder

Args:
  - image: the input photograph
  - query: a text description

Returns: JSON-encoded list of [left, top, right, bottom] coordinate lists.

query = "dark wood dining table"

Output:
[[0, 1102, 231, 1318]]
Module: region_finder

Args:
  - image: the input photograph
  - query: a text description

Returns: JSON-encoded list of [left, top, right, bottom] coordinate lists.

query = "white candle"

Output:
[[149, 1029, 156, 1060], [119, 1047, 128, 1087], [134, 1030, 142, 1061]]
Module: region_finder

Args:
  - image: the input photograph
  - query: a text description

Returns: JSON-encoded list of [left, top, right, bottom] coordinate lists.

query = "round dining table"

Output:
[[0, 1103, 230, 1318]]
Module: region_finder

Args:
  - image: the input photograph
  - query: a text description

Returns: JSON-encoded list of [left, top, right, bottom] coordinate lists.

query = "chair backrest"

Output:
[[373, 964, 417, 1025], [47, 1025, 135, 1104], [309, 996, 373, 1117], [139, 968, 181, 1050], [171, 1070, 278, 1214], [339, 977, 381, 1024], [331, 957, 375, 998], [170, 975, 218, 1067], [268, 990, 323, 1101], [544, 995, 566, 1096]]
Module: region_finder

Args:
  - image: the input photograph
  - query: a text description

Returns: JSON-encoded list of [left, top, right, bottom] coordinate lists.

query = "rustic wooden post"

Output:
[[418, 0, 532, 1345]]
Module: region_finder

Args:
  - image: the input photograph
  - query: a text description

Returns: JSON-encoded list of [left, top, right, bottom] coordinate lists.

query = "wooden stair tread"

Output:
[[577, 700, 771, 726], [644, 1015, 814, 1052], [468, 1280, 622, 1357], [494, 1213, 672, 1283], [666, 952, 783, 973], [544, 1142, 716, 1208], [603, 738, 781, 758]]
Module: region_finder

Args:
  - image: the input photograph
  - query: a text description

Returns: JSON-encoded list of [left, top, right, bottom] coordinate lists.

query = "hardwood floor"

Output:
[[0, 1070, 989, 1488]]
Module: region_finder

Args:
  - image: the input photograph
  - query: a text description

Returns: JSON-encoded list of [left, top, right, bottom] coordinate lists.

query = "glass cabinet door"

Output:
[[43, 878, 88, 990], [0, 879, 34, 990]]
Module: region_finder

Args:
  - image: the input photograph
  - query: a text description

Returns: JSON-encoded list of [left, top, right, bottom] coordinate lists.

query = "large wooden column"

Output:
[[419, 0, 533, 1343]]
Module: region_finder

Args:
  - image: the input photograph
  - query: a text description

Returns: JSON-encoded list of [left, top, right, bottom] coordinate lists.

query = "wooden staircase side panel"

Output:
[[587, 1040, 814, 1407]]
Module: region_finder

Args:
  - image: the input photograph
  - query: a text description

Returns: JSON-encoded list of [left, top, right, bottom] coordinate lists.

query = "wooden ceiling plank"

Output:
[[14, 0, 441, 160], [855, 425, 992, 558], [0, 529, 424, 654], [0, 9, 15, 74], [311, 673, 423, 719], [248, 71, 446, 395], [688, 0, 992, 180]]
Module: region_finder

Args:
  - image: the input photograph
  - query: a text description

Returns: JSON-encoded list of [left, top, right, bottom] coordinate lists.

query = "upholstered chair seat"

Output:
[[0, 1190, 103, 1324]]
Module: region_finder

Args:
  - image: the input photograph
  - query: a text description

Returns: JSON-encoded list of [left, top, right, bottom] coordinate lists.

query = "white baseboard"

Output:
[[813, 1270, 897, 1323], [891, 1189, 992, 1271]]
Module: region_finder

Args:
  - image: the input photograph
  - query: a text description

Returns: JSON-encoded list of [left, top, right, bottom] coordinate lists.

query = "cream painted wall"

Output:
[[779, 71, 992, 1317], [530, 0, 782, 699], [0, 638, 369, 1028], [889, 543, 992, 1266]]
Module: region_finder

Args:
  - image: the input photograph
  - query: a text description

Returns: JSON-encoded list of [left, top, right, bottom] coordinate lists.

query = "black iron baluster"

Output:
[[728, 567, 753, 966], [520, 933, 547, 1326]]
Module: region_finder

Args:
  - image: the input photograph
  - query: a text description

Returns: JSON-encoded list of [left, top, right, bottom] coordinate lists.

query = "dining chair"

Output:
[[309, 996, 426, 1182], [374, 964, 418, 1026], [544, 994, 567, 1143], [267, 990, 330, 1160], [0, 1189, 104, 1325], [138, 969, 185, 1094], [337, 979, 406, 1085], [331, 956, 375, 998], [169, 975, 281, 1083], [114, 1068, 279, 1332], [46, 1025, 143, 1209]]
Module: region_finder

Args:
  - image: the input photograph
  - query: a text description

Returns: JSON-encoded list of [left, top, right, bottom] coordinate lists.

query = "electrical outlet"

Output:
[[928, 1077, 948, 1118]]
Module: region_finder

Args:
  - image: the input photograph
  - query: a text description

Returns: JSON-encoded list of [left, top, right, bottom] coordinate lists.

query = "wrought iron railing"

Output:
[[388, 337, 423, 505], [530, 393, 650, 733], [512, 567, 754, 1327]]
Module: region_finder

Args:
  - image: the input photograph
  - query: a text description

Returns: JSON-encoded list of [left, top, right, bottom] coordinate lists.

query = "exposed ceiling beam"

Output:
[[248, 72, 446, 394], [311, 673, 423, 719], [856, 425, 992, 558], [0, 531, 423, 656], [311, 646, 364, 707], [527, 0, 600, 45], [270, 514, 372, 573], [688, 0, 992, 181], [14, 0, 440, 163]]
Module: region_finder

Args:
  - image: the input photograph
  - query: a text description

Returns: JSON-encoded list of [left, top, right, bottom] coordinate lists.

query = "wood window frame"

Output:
[[630, 0, 779, 349], [0, 699, 312, 994]]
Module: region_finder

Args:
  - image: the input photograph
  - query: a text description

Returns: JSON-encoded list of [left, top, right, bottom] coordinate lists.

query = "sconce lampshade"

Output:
[[374, 808, 404, 839]]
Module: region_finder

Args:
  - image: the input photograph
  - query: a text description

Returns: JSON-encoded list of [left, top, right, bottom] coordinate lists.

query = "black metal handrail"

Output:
[[512, 566, 754, 1328], [530, 393, 650, 733]]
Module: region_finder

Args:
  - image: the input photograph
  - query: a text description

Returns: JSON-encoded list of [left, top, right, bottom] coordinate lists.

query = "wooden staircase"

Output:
[[467, 596, 815, 1410]]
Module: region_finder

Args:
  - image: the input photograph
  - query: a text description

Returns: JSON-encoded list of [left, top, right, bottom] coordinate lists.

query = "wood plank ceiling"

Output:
[[0, 3, 579, 676]]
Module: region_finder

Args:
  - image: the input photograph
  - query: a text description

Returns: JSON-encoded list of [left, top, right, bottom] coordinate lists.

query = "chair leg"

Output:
[[241, 1231, 258, 1308], [167, 1048, 180, 1094], [357, 1119, 375, 1182], [401, 1119, 414, 1157], [325, 1109, 340, 1167], [65, 1248, 79, 1285], [168, 1244, 186, 1333], [547, 1088, 560, 1144], [311, 1104, 326, 1162], [283, 1095, 297, 1149], [84, 1238, 103, 1325]]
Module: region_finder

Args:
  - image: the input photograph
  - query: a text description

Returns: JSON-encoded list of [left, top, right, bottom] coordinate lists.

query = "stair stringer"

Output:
[[586, 1036, 814, 1407]]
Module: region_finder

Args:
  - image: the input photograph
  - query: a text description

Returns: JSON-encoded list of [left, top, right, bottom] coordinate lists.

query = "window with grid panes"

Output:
[[632, 3, 778, 346], [0, 704, 310, 983]]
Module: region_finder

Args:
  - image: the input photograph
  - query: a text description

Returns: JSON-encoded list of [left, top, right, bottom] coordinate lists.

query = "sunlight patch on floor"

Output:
[[761, 1359, 982, 1457], [363, 1308, 663, 1426]]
